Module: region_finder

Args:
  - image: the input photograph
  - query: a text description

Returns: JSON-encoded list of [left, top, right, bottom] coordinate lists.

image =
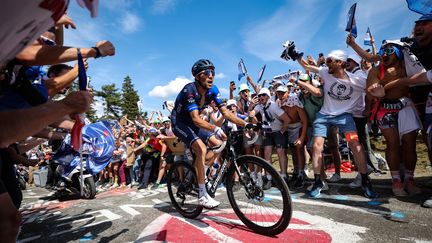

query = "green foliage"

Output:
[[97, 83, 122, 119], [121, 75, 140, 120]]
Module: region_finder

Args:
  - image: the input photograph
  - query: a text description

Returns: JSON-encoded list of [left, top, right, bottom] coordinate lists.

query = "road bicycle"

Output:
[[167, 126, 292, 235]]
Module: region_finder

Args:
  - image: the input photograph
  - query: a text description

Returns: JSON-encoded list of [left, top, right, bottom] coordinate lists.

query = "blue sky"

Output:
[[65, 0, 420, 117]]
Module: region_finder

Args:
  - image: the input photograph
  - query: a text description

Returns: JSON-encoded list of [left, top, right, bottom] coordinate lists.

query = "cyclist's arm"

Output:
[[190, 110, 217, 131], [219, 106, 247, 127]]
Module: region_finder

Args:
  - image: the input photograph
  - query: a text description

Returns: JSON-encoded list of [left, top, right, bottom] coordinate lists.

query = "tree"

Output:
[[97, 83, 122, 120], [86, 104, 98, 122], [121, 75, 140, 120]]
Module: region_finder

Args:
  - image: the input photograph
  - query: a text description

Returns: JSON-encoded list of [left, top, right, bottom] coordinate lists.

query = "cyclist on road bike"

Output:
[[171, 59, 252, 209]]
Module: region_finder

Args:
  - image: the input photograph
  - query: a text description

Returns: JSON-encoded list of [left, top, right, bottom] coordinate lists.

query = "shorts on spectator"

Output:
[[313, 113, 357, 138], [263, 131, 287, 148]]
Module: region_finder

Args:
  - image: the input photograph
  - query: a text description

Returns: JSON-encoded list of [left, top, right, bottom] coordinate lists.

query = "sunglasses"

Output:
[[325, 58, 341, 64], [240, 90, 250, 94], [258, 94, 267, 98], [227, 105, 236, 109], [201, 69, 215, 77], [378, 48, 396, 56]]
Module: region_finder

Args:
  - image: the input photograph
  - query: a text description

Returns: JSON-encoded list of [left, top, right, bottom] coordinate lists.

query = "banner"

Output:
[[82, 121, 115, 175]]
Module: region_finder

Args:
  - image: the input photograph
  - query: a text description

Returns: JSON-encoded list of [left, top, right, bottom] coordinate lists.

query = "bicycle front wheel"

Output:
[[167, 161, 203, 218], [226, 155, 292, 235]]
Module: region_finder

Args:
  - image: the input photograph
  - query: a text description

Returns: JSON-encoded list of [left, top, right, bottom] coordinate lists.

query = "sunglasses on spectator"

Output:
[[258, 94, 267, 98], [241, 90, 249, 94], [325, 58, 340, 64], [39, 35, 56, 46], [378, 48, 396, 56], [227, 105, 236, 109], [200, 69, 215, 77]]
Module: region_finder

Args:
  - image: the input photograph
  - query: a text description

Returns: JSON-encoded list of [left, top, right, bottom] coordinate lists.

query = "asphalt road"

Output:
[[17, 174, 432, 243]]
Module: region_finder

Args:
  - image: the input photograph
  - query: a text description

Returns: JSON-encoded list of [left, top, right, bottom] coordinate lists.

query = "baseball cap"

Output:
[[276, 85, 288, 92], [227, 99, 237, 107], [415, 13, 432, 23], [328, 50, 348, 62], [148, 127, 158, 135], [273, 80, 284, 86], [299, 73, 311, 81], [258, 88, 271, 97]]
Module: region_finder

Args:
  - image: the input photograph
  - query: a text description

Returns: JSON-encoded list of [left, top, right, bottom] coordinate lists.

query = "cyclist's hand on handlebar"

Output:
[[214, 127, 227, 141]]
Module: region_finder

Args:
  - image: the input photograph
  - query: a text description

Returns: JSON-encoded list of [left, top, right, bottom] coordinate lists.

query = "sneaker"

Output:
[[199, 195, 220, 209], [138, 184, 148, 190], [309, 181, 324, 198], [263, 178, 272, 190], [131, 181, 140, 187], [293, 176, 305, 189], [254, 174, 263, 188], [392, 180, 408, 197], [328, 173, 341, 183], [232, 181, 241, 192], [404, 179, 421, 196], [349, 173, 362, 188], [422, 197, 432, 208], [151, 183, 160, 190], [288, 173, 298, 183], [361, 180, 377, 199], [110, 183, 119, 189]]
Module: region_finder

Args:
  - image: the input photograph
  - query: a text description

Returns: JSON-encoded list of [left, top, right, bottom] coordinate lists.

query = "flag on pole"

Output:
[[345, 3, 358, 38], [238, 58, 248, 81], [406, 0, 432, 14], [364, 27, 372, 46], [257, 64, 266, 83], [70, 49, 88, 151]]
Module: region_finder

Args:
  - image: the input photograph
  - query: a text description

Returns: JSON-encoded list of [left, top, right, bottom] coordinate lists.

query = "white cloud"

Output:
[[215, 72, 226, 79], [119, 12, 142, 33], [242, 0, 332, 61], [151, 0, 177, 14], [148, 76, 192, 98]]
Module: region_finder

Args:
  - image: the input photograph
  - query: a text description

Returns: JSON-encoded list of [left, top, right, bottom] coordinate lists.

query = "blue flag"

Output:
[[82, 121, 115, 175], [257, 64, 266, 83], [406, 0, 432, 14], [77, 49, 87, 91], [345, 3, 358, 38], [364, 27, 372, 46], [238, 58, 247, 81]]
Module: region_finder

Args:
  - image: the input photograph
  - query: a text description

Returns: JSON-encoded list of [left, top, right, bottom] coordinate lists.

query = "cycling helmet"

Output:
[[191, 59, 215, 76]]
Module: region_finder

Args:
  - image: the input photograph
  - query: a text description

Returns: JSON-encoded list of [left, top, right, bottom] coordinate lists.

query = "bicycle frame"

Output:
[[206, 130, 243, 197]]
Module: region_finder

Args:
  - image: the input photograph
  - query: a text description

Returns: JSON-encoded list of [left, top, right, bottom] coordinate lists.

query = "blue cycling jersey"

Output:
[[171, 82, 223, 126]]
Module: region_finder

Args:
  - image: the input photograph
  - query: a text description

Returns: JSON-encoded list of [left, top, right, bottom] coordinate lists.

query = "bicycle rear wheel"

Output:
[[167, 161, 203, 218], [226, 155, 292, 235]]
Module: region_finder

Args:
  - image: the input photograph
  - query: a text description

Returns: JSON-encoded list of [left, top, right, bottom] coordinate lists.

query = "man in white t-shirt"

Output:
[[297, 50, 376, 198], [249, 88, 291, 184]]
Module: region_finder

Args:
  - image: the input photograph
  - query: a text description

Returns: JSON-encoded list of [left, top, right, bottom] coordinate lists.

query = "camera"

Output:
[[281, 41, 304, 61]]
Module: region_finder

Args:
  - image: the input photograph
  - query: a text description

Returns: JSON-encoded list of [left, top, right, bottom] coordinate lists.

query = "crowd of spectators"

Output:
[[0, 1, 431, 241]]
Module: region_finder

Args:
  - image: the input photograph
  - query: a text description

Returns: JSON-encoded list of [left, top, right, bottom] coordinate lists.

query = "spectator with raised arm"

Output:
[[297, 49, 376, 198]]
